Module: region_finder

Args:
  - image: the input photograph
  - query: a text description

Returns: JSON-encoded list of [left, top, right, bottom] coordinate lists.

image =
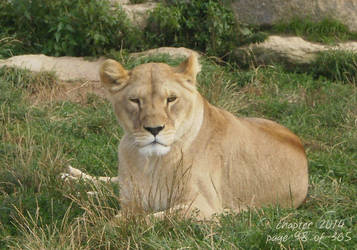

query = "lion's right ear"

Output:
[[175, 54, 201, 84], [99, 59, 129, 93]]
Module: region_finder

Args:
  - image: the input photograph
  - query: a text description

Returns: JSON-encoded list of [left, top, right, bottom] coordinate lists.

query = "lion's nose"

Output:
[[144, 125, 165, 136]]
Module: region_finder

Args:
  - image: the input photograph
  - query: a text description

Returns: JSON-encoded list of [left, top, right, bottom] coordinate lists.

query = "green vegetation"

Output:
[[0, 0, 266, 59], [146, 0, 266, 58], [309, 50, 357, 84], [272, 17, 357, 44], [1, 0, 357, 248], [146, 0, 239, 57], [0, 36, 22, 59], [240, 49, 357, 85], [0, 0, 142, 57], [1, 54, 356, 249], [1, 0, 356, 63], [130, 0, 148, 3]]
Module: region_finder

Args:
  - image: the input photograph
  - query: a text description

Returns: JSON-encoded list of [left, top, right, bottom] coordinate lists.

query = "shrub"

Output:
[[0, 0, 143, 56], [146, 0, 240, 57]]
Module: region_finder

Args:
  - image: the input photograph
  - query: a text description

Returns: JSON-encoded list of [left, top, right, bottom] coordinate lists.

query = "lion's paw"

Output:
[[60, 165, 85, 182]]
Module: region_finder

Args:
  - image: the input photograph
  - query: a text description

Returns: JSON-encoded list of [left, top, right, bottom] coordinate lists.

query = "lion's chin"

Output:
[[138, 143, 171, 157]]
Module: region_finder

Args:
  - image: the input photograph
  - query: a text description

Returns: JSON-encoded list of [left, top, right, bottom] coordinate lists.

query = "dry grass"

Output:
[[27, 80, 107, 106]]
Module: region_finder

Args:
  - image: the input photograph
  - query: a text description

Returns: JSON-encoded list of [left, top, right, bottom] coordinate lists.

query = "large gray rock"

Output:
[[235, 35, 357, 66], [231, 0, 357, 32]]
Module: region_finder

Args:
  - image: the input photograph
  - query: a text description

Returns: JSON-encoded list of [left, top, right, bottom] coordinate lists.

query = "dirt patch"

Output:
[[28, 80, 108, 106]]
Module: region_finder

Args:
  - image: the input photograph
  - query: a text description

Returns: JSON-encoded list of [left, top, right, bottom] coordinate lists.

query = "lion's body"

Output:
[[65, 54, 308, 219], [118, 96, 308, 218]]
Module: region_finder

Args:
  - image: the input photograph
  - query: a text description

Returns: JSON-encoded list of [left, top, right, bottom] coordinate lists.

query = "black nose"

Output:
[[144, 125, 165, 136]]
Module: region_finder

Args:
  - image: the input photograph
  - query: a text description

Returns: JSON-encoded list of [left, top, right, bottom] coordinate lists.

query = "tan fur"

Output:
[[65, 54, 308, 219]]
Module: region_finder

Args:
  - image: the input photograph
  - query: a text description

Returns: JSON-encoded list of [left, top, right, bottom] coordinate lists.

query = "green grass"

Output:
[[272, 17, 357, 44], [0, 54, 356, 249], [237, 48, 357, 85], [309, 50, 357, 84], [0, 35, 23, 59]]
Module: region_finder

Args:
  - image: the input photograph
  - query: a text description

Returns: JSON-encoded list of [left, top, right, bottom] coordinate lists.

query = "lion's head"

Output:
[[100, 55, 202, 156]]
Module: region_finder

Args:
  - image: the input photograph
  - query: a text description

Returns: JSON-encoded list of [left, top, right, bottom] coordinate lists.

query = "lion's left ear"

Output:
[[175, 54, 201, 84]]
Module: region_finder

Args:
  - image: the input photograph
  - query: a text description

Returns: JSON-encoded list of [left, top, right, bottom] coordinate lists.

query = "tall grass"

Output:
[[272, 17, 357, 44], [1, 54, 356, 248], [309, 50, 357, 84]]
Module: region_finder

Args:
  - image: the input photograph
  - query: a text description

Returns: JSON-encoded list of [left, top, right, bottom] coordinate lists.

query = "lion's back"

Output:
[[196, 105, 309, 210]]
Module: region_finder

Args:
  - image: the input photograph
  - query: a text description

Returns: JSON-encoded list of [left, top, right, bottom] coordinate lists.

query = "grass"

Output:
[[0, 35, 23, 59], [0, 54, 356, 249], [309, 50, 357, 84], [271, 17, 357, 44], [237, 48, 357, 85]]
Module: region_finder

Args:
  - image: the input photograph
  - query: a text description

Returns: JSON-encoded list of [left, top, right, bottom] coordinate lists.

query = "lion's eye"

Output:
[[129, 98, 140, 105], [167, 96, 177, 103]]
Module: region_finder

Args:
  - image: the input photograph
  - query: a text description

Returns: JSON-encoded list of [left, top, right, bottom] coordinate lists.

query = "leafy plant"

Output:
[[146, 0, 241, 57], [0, 0, 143, 56]]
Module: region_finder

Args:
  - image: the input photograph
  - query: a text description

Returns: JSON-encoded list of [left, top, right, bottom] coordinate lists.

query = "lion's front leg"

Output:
[[146, 204, 199, 221], [60, 165, 118, 185]]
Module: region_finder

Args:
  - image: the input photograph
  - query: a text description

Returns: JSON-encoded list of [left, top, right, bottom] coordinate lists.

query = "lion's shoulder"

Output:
[[242, 117, 305, 154]]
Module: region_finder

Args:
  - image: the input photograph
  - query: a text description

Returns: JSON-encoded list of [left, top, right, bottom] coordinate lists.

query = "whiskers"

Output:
[[132, 132, 153, 147], [133, 131, 175, 146], [130, 130, 176, 156]]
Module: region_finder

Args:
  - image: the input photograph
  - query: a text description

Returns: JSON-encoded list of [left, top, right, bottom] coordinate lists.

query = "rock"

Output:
[[0, 54, 105, 81], [131, 47, 199, 59], [106, 1, 157, 30], [120, 2, 157, 29], [0, 47, 198, 81], [234, 35, 357, 66], [110, 0, 130, 4], [230, 0, 357, 32]]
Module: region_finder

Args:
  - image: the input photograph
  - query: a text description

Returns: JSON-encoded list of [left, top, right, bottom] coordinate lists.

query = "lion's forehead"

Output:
[[127, 63, 182, 96], [131, 63, 174, 81], [126, 81, 176, 98]]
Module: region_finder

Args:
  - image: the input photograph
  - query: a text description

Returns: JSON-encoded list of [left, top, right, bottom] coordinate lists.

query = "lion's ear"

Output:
[[99, 59, 129, 93], [175, 54, 201, 84]]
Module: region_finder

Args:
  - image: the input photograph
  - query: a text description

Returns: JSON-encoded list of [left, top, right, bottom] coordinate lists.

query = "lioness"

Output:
[[64, 54, 308, 219]]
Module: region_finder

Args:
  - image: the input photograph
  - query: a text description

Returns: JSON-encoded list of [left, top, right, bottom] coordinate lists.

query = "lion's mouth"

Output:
[[139, 139, 171, 156], [142, 138, 169, 147], [150, 140, 167, 146]]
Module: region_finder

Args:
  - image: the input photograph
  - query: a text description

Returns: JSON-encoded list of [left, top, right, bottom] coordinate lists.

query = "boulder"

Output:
[[121, 2, 157, 29], [0, 55, 105, 81], [131, 47, 199, 59], [231, 0, 357, 32], [110, 1, 157, 29], [234, 35, 357, 66]]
